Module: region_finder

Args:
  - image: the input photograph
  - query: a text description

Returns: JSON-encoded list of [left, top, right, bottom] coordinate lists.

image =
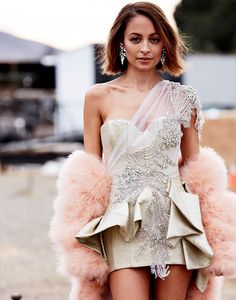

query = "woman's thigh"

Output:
[[108, 267, 151, 300], [154, 265, 192, 300]]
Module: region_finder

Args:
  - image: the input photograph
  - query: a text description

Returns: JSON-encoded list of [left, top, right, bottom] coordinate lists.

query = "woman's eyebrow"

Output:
[[128, 32, 159, 36], [128, 32, 142, 36]]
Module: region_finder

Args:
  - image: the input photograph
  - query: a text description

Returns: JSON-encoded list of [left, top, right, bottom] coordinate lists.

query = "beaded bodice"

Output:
[[101, 115, 182, 206]]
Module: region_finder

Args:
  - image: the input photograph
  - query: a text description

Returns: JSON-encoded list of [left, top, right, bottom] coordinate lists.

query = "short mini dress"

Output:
[[76, 81, 213, 293]]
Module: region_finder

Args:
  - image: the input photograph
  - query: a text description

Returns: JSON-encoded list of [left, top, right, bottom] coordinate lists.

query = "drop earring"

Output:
[[119, 42, 126, 65], [160, 47, 167, 65]]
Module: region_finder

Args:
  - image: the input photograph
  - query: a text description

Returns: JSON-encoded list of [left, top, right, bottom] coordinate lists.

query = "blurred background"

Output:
[[0, 0, 235, 299]]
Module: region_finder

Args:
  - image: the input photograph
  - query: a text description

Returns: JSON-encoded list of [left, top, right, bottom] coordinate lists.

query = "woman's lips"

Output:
[[137, 58, 152, 63], [137, 57, 152, 60]]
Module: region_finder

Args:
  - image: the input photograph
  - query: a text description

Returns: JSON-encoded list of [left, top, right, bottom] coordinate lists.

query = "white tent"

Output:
[[0, 31, 62, 63]]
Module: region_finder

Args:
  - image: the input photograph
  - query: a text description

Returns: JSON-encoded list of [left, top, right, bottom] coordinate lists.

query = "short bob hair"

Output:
[[100, 1, 187, 77]]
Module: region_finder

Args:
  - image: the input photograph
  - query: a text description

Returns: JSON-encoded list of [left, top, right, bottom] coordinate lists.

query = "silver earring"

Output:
[[160, 47, 167, 65], [119, 42, 126, 65]]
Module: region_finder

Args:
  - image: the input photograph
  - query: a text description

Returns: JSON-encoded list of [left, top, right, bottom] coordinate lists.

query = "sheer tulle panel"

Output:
[[107, 80, 175, 172]]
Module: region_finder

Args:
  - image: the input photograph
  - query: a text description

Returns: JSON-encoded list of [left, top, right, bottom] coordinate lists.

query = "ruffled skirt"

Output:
[[76, 174, 213, 292]]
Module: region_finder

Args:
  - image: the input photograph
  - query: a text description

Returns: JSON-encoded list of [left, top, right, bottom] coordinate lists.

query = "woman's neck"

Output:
[[120, 67, 162, 92]]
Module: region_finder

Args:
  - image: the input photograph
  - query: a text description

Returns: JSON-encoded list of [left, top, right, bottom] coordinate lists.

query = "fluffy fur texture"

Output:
[[181, 147, 236, 276], [49, 147, 236, 299], [186, 277, 223, 300], [181, 147, 236, 299], [49, 150, 112, 299]]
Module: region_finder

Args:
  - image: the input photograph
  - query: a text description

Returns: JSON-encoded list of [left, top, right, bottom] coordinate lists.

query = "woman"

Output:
[[78, 2, 211, 299], [50, 2, 236, 300]]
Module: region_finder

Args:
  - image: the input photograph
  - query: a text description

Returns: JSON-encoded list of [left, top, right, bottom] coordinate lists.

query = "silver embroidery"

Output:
[[170, 82, 205, 136], [108, 116, 181, 209], [135, 185, 171, 276], [106, 115, 182, 277], [181, 85, 205, 133]]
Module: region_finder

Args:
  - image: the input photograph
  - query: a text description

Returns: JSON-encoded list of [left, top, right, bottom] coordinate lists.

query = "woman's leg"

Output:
[[154, 265, 192, 300], [109, 267, 151, 300]]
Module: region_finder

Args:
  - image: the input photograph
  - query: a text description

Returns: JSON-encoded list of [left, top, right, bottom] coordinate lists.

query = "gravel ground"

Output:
[[0, 165, 236, 300]]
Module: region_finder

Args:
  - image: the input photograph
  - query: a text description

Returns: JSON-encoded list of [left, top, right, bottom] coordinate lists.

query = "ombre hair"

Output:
[[100, 2, 187, 77]]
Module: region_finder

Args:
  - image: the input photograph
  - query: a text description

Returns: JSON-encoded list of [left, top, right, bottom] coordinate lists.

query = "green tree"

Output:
[[174, 0, 236, 53]]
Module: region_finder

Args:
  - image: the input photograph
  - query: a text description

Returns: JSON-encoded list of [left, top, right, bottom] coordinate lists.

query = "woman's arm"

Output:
[[83, 85, 103, 158], [180, 111, 200, 167]]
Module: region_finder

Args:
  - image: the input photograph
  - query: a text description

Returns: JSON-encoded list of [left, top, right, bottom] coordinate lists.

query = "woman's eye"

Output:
[[130, 37, 140, 43], [150, 38, 160, 43]]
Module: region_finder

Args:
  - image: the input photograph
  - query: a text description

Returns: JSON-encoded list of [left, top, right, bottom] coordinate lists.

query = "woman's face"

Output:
[[123, 14, 164, 71]]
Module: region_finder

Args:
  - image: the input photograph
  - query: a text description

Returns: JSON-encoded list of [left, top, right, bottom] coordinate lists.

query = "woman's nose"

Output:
[[140, 41, 150, 53]]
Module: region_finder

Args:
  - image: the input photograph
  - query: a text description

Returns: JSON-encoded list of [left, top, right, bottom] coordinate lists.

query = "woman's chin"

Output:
[[135, 64, 156, 72]]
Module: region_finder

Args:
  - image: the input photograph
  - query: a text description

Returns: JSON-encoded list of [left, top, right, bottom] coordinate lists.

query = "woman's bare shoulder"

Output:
[[85, 79, 123, 101], [85, 83, 107, 100], [83, 84, 108, 117]]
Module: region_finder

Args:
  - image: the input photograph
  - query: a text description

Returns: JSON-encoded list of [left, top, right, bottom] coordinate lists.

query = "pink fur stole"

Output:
[[49, 147, 236, 299]]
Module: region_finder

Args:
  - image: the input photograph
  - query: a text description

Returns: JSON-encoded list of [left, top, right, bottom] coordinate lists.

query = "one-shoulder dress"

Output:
[[76, 81, 213, 292]]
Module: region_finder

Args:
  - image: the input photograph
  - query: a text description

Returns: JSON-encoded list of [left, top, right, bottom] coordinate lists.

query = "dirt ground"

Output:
[[1, 113, 236, 300], [202, 114, 236, 167], [0, 166, 70, 300]]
